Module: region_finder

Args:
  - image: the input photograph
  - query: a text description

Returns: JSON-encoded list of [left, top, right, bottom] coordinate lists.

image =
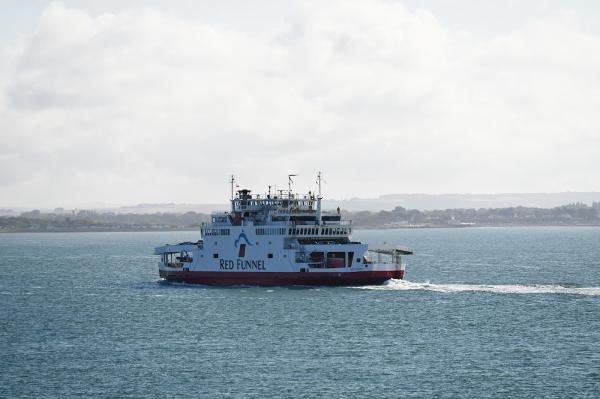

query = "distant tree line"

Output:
[[343, 202, 600, 227], [0, 210, 211, 232], [1, 203, 599, 232]]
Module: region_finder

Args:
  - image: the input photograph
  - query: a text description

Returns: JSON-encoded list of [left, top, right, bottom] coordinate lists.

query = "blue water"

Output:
[[1, 227, 599, 398]]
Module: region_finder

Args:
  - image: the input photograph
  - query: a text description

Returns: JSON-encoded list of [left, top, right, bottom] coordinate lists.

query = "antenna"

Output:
[[268, 185, 272, 197], [288, 174, 297, 198], [229, 175, 235, 201]]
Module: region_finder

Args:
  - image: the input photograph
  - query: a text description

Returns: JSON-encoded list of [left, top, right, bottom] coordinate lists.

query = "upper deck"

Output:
[[208, 186, 350, 228], [232, 189, 317, 214]]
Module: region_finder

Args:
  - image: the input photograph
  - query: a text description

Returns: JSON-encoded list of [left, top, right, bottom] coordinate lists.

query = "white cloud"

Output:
[[1, 1, 600, 207]]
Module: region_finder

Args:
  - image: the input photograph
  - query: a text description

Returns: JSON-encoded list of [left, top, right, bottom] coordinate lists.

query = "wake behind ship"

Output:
[[154, 173, 413, 286]]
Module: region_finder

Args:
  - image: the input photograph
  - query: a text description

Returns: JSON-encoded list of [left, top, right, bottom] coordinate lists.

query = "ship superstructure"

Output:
[[154, 173, 412, 286]]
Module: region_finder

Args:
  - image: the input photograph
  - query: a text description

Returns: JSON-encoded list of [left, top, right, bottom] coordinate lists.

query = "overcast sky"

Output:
[[1, 0, 600, 208]]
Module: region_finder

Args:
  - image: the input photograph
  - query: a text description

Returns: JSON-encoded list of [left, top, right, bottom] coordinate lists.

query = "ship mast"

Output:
[[288, 174, 297, 199], [316, 171, 323, 199], [229, 175, 236, 212], [229, 175, 236, 200], [316, 171, 323, 224]]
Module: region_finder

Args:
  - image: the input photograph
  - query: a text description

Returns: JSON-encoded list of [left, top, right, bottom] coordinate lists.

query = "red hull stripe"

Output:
[[159, 270, 404, 286]]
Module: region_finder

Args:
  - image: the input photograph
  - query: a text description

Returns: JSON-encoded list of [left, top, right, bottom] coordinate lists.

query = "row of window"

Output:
[[256, 227, 287, 236], [289, 227, 351, 236], [203, 228, 231, 236], [202, 227, 350, 237], [235, 198, 314, 208]]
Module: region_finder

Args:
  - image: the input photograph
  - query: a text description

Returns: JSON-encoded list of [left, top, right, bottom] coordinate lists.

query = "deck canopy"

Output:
[[368, 246, 414, 255], [154, 241, 202, 255]]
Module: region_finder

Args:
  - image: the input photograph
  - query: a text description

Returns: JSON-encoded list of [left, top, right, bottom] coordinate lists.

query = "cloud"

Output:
[[1, 1, 600, 207]]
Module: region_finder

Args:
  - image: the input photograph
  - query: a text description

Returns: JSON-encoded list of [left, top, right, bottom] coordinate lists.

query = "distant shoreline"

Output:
[[0, 227, 197, 234], [3, 202, 599, 233]]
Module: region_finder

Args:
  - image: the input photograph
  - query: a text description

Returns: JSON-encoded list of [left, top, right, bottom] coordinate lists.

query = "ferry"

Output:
[[154, 173, 413, 286]]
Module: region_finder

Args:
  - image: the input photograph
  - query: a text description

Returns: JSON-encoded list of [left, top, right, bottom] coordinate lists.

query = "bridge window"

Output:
[[213, 253, 219, 258]]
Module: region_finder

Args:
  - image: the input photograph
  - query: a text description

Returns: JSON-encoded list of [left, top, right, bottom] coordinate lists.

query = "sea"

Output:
[[1, 227, 599, 398]]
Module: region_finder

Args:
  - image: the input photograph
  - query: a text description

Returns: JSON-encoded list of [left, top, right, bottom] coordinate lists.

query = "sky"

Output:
[[1, 0, 600, 208]]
